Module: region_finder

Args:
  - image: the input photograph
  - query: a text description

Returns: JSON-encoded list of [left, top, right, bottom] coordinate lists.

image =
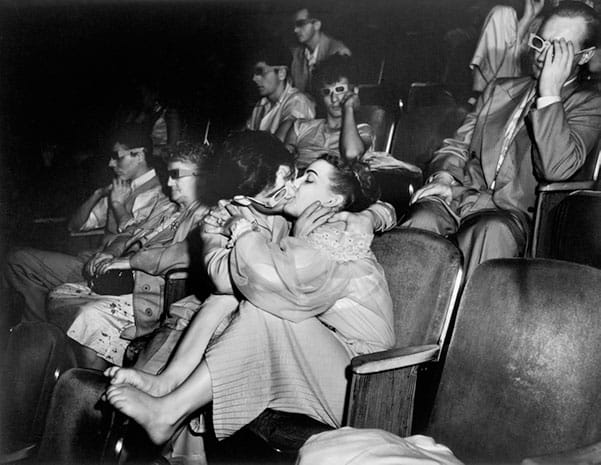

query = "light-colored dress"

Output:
[[204, 224, 394, 439], [47, 202, 208, 365]]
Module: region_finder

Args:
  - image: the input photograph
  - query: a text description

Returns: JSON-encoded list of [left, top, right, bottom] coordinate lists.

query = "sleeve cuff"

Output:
[[536, 96, 561, 109]]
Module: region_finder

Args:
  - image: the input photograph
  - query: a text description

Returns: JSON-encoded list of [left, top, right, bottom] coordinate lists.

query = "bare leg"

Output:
[[105, 294, 237, 395], [106, 361, 213, 445]]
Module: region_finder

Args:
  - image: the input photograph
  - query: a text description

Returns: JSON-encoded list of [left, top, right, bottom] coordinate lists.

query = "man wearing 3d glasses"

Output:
[[285, 55, 373, 173], [6, 126, 172, 322], [290, 7, 351, 93], [246, 44, 315, 142], [403, 1, 601, 280]]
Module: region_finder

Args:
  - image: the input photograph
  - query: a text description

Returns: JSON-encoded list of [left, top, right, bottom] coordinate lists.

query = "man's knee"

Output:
[[401, 200, 458, 236], [457, 212, 525, 267]]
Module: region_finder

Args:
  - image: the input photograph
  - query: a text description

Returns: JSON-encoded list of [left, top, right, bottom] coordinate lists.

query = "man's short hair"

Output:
[[312, 55, 358, 87], [213, 130, 294, 199], [249, 43, 292, 75], [111, 124, 153, 161], [543, 1, 601, 48]]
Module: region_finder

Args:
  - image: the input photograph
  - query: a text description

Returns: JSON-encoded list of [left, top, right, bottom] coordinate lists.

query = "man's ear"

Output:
[[313, 19, 322, 32], [578, 47, 596, 66], [276, 164, 293, 182], [277, 67, 288, 82]]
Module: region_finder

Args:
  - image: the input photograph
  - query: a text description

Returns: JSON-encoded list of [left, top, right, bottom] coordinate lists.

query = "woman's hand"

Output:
[[84, 252, 114, 278], [96, 257, 131, 276], [293, 201, 336, 239], [203, 201, 256, 237], [202, 201, 235, 235]]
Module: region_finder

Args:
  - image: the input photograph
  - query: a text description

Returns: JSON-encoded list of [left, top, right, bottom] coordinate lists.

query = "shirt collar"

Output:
[[259, 83, 293, 109], [304, 44, 320, 67], [131, 168, 156, 190]]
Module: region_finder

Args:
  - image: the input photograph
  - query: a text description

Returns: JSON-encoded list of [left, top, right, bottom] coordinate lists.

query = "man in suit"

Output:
[[290, 7, 351, 93], [5, 127, 172, 321], [403, 1, 601, 279]]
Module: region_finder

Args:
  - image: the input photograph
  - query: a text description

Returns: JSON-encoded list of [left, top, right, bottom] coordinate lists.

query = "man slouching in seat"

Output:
[[5, 126, 172, 321], [403, 1, 601, 278]]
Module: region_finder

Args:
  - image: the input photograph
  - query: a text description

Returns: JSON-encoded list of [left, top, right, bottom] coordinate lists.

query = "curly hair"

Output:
[[167, 141, 213, 170], [312, 55, 358, 88], [318, 154, 380, 212]]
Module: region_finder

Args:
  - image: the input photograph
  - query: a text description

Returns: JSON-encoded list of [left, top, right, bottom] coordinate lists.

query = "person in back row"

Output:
[[290, 7, 351, 92], [246, 44, 315, 141], [285, 55, 373, 172], [5, 126, 171, 322], [403, 1, 601, 279]]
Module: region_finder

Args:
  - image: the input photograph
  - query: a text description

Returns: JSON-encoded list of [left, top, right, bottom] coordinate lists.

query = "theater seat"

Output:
[[364, 258, 601, 463], [535, 190, 601, 268], [531, 141, 601, 258], [345, 227, 463, 436]]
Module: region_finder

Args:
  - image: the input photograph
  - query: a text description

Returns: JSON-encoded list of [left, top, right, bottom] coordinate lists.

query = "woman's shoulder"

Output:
[[306, 224, 373, 263]]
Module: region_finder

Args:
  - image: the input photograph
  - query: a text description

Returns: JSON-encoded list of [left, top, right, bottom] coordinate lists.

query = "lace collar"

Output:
[[306, 225, 373, 262]]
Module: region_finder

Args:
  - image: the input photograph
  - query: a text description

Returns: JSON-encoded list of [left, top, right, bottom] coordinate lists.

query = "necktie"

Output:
[[490, 85, 537, 191]]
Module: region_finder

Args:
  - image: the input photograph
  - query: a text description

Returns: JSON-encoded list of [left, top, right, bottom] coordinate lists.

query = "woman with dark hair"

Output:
[[103, 154, 394, 445]]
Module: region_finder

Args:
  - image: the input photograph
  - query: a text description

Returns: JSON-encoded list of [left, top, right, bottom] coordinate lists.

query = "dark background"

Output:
[[0, 0, 524, 255]]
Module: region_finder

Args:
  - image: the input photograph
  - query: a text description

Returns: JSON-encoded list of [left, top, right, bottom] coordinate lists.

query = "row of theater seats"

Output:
[[100, 226, 601, 465], [25, 82, 601, 464]]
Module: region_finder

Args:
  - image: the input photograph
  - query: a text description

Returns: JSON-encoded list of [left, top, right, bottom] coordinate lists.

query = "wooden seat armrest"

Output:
[[351, 344, 439, 375], [537, 181, 594, 193], [521, 440, 601, 465], [164, 267, 189, 281]]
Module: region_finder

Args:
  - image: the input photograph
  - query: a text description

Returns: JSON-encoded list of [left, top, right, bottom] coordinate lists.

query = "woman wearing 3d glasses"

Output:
[[285, 55, 374, 172], [46, 142, 213, 369]]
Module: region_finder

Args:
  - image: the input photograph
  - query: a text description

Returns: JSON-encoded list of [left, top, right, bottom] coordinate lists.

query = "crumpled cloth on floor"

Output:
[[296, 427, 464, 465]]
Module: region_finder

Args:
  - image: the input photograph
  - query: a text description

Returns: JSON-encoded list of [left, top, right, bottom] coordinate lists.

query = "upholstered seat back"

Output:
[[425, 259, 601, 462], [547, 190, 601, 269], [371, 228, 463, 349]]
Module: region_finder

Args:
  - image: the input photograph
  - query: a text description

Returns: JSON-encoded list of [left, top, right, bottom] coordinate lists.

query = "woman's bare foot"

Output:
[[103, 367, 172, 396], [105, 384, 183, 445]]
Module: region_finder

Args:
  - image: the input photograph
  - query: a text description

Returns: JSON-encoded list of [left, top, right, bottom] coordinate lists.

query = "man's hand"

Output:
[[329, 210, 375, 235], [410, 182, 454, 205], [96, 257, 131, 276], [293, 201, 335, 239], [84, 252, 114, 279], [341, 91, 360, 113], [109, 178, 132, 206], [538, 39, 575, 97]]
